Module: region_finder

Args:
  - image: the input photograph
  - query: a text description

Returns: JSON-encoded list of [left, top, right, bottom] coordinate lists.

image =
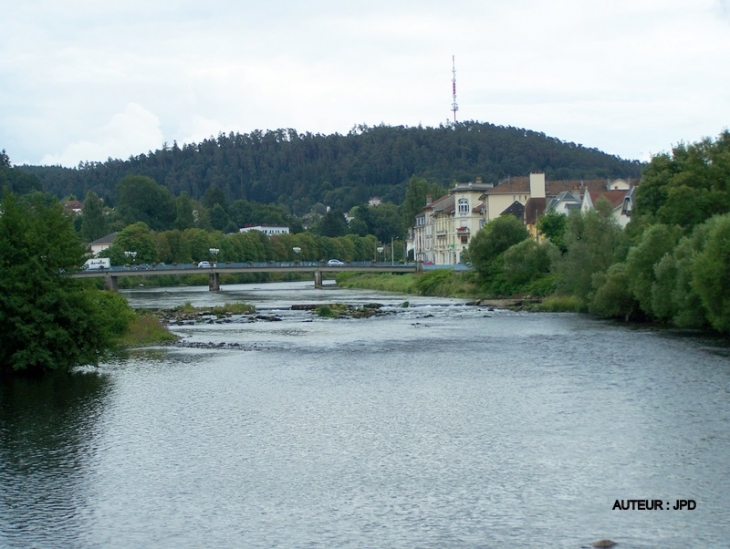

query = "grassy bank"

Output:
[[118, 311, 179, 347], [336, 270, 582, 313], [336, 270, 483, 298]]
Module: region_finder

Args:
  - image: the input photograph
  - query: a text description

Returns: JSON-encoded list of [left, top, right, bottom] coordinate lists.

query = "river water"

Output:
[[1, 281, 729, 548]]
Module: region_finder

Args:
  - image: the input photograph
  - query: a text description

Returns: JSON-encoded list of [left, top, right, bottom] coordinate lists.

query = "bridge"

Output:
[[71, 261, 421, 291]]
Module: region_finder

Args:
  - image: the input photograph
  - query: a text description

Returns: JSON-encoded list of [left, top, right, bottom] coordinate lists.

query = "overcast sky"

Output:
[[1, 0, 729, 168]]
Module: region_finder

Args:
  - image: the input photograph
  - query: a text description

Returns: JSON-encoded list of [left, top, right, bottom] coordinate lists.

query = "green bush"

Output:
[[589, 263, 639, 320], [415, 269, 454, 295], [692, 214, 730, 332]]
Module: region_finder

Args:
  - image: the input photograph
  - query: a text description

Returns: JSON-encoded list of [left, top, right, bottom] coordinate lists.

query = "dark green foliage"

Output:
[[227, 198, 290, 228], [20, 123, 643, 213], [313, 210, 349, 237], [0, 150, 43, 195], [105, 222, 158, 265], [209, 203, 230, 231], [469, 215, 529, 281], [202, 184, 228, 212], [0, 193, 133, 376], [692, 214, 730, 332], [536, 209, 568, 252], [415, 270, 454, 295], [401, 176, 448, 232], [500, 239, 555, 290], [624, 224, 680, 317], [635, 131, 730, 230], [652, 226, 709, 328], [368, 202, 405, 242], [174, 192, 196, 230], [554, 207, 626, 304], [589, 263, 639, 320], [116, 175, 176, 231], [81, 191, 106, 242]]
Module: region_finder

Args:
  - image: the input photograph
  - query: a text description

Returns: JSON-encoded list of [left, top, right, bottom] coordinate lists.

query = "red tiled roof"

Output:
[[483, 177, 633, 197], [589, 190, 628, 209], [484, 177, 530, 194]]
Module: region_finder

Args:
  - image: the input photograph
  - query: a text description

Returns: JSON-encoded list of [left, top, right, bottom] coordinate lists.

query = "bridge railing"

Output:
[[72, 261, 419, 275]]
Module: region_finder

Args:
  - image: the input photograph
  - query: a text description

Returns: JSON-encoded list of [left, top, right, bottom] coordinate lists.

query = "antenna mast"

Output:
[[451, 55, 459, 123]]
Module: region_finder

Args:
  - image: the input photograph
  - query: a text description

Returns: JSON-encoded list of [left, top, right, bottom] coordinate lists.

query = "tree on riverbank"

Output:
[[0, 192, 135, 377]]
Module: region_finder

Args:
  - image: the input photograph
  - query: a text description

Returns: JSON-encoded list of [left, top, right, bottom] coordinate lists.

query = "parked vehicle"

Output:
[[327, 259, 345, 266], [82, 258, 111, 271]]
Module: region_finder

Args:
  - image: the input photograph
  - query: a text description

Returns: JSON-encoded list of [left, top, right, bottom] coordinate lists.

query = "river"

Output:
[[1, 281, 729, 548]]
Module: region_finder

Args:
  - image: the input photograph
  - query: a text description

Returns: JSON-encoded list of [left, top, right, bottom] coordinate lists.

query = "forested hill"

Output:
[[20, 121, 643, 213]]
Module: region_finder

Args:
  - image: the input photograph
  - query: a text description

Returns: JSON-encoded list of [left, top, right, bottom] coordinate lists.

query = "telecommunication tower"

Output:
[[451, 55, 459, 123]]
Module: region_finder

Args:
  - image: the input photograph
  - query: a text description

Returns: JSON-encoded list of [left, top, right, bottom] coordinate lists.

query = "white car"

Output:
[[197, 261, 211, 268], [327, 259, 345, 266]]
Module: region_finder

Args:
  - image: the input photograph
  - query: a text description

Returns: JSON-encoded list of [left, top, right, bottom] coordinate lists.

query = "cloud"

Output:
[[40, 103, 163, 166], [177, 115, 226, 146], [2, 1, 729, 165]]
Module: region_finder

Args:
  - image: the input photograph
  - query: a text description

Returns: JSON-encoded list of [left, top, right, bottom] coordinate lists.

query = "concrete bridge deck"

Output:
[[72, 261, 420, 291]]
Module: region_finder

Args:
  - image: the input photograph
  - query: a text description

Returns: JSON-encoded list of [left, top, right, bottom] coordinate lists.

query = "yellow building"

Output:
[[411, 178, 491, 265]]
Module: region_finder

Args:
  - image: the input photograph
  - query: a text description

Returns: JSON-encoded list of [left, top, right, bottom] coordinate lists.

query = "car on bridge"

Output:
[[197, 261, 212, 268], [327, 259, 345, 266]]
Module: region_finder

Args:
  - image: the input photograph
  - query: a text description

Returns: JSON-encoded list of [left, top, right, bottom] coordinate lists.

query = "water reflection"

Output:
[[3, 282, 730, 548], [0, 372, 110, 548]]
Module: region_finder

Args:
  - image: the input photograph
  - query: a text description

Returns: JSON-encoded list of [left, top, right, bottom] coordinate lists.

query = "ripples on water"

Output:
[[1, 282, 730, 548]]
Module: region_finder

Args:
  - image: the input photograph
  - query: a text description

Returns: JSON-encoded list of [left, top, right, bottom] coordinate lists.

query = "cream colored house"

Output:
[[581, 186, 634, 228], [480, 173, 545, 222], [89, 232, 117, 257], [411, 179, 491, 265]]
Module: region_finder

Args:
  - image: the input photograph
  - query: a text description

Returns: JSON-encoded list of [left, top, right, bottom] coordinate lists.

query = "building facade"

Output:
[[410, 179, 492, 265], [411, 173, 638, 264]]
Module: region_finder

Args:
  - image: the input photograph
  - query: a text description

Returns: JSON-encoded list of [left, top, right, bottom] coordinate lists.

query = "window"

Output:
[[458, 199, 469, 215]]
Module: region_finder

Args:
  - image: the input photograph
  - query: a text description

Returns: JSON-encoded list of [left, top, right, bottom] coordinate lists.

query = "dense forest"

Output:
[[19, 121, 643, 213]]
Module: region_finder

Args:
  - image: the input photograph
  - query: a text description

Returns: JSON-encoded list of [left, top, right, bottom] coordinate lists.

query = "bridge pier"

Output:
[[313, 270, 323, 289], [105, 275, 119, 292], [208, 272, 221, 291]]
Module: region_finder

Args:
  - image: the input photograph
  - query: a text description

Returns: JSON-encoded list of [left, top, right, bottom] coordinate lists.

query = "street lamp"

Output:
[[292, 247, 301, 263], [209, 248, 219, 266], [377, 246, 384, 263], [391, 237, 399, 265], [124, 251, 137, 265]]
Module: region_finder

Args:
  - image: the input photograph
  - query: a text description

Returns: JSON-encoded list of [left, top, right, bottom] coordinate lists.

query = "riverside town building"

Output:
[[408, 173, 636, 266]]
